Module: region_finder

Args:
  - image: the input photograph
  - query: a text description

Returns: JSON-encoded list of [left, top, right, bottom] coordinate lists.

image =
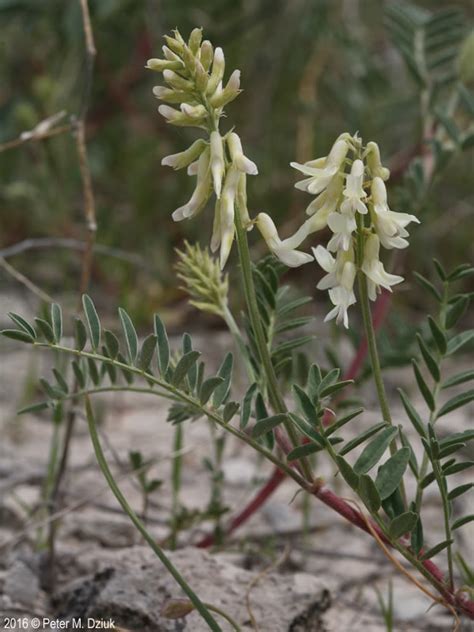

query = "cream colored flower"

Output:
[[256, 213, 314, 268], [361, 233, 404, 300], [172, 148, 211, 221], [326, 212, 357, 252], [365, 142, 390, 180], [371, 177, 420, 249], [340, 159, 368, 215], [291, 135, 350, 195]]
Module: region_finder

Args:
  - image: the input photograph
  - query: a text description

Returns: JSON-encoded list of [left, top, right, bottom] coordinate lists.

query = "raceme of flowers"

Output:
[[256, 134, 420, 328], [147, 29, 257, 269]]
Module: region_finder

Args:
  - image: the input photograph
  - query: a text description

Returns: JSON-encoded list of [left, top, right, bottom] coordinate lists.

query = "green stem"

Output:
[[222, 303, 258, 383], [34, 343, 309, 489], [356, 229, 406, 504], [170, 423, 183, 549], [204, 603, 242, 631], [84, 396, 223, 632], [234, 210, 313, 482]]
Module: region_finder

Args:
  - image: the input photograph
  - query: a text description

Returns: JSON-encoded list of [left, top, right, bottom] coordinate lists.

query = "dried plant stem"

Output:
[[44, 0, 97, 592], [0, 258, 54, 303], [0, 124, 71, 153]]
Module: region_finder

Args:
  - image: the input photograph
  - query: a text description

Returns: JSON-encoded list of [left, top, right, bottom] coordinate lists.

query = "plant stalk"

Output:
[[84, 396, 223, 632], [234, 210, 313, 482]]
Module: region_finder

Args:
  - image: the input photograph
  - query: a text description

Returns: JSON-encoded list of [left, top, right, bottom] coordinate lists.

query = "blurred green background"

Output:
[[0, 0, 473, 327]]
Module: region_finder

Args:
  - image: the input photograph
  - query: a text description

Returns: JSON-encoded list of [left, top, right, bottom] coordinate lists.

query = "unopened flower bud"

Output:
[[152, 86, 189, 104], [162, 45, 181, 62], [161, 138, 208, 170], [227, 132, 258, 175], [180, 103, 207, 119], [164, 34, 185, 56], [219, 166, 241, 268], [365, 142, 390, 180], [209, 70, 241, 108], [146, 58, 183, 72], [206, 47, 225, 95], [188, 28, 203, 54], [163, 70, 194, 92], [194, 60, 208, 92], [158, 104, 206, 128], [210, 131, 225, 198], [237, 173, 252, 228], [200, 40, 214, 71]]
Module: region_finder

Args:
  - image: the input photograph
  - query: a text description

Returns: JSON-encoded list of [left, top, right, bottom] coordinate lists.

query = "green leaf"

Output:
[[411, 513, 424, 555], [416, 334, 440, 382], [335, 456, 359, 491], [358, 474, 381, 512], [433, 259, 447, 281], [272, 335, 314, 357], [1, 328, 34, 343], [153, 314, 170, 376], [118, 308, 138, 364], [452, 515, 474, 531], [439, 430, 474, 448], [325, 408, 364, 437], [213, 353, 233, 407], [87, 358, 100, 386], [51, 303, 63, 343], [17, 401, 49, 415], [171, 351, 201, 388], [240, 383, 257, 429], [293, 384, 317, 424], [353, 427, 398, 474], [138, 334, 157, 371], [375, 448, 410, 500], [447, 329, 474, 355], [398, 389, 426, 437], [438, 442, 466, 459], [74, 318, 87, 351], [427, 316, 447, 355], [52, 368, 69, 394], [104, 330, 120, 358], [318, 368, 340, 394], [289, 413, 325, 446], [39, 378, 63, 400], [72, 360, 86, 389], [252, 414, 288, 438], [82, 295, 101, 350], [448, 483, 473, 501], [448, 262, 474, 281], [413, 272, 441, 302], [8, 313, 36, 339], [287, 443, 322, 461], [443, 461, 473, 476], [319, 380, 353, 399], [117, 352, 134, 384], [399, 428, 418, 477], [389, 511, 418, 539], [307, 364, 322, 401], [445, 296, 469, 329], [199, 377, 224, 405], [421, 539, 454, 560], [34, 318, 55, 343], [412, 359, 435, 411], [420, 470, 436, 489], [437, 390, 474, 417], [442, 369, 474, 389], [223, 401, 239, 423], [339, 422, 387, 457]]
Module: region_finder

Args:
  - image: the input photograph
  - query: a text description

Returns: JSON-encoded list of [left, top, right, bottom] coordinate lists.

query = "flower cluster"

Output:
[[147, 29, 257, 269], [257, 134, 420, 327]]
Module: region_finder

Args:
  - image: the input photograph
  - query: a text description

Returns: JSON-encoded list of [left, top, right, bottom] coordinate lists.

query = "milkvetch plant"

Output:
[[3, 26, 474, 632]]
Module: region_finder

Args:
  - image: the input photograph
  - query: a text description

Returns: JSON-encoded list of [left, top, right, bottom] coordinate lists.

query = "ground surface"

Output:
[[0, 291, 473, 631]]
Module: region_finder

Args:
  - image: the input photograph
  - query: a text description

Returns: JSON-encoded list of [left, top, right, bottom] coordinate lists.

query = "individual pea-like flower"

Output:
[[291, 134, 350, 195], [361, 233, 404, 300], [148, 28, 258, 268], [371, 177, 420, 249], [256, 213, 314, 268], [257, 133, 420, 327]]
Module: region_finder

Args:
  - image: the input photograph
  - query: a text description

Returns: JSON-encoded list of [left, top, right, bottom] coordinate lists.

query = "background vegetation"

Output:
[[0, 0, 473, 327]]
